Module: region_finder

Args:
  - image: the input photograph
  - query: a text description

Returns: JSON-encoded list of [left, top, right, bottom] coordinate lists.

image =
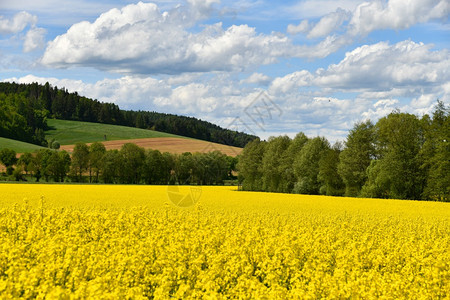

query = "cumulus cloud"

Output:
[[286, 0, 362, 19], [349, 0, 450, 36], [155, 83, 219, 114], [291, 34, 352, 59], [187, 0, 220, 17], [287, 0, 449, 60], [269, 70, 313, 94], [313, 40, 449, 90], [6, 37, 449, 142], [23, 26, 46, 52], [287, 20, 310, 35], [307, 8, 351, 39], [267, 40, 448, 137], [41, 1, 293, 74], [241, 72, 272, 85], [43, 0, 448, 73], [0, 11, 37, 35]]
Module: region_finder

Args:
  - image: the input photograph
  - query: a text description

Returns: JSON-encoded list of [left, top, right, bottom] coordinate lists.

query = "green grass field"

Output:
[[45, 119, 183, 145], [0, 137, 45, 153]]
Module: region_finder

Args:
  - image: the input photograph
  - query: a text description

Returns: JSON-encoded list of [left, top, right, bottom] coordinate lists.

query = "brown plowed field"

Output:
[[59, 137, 242, 157]]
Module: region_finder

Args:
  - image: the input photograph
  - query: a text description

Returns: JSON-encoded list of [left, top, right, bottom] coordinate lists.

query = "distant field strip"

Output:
[[0, 184, 449, 298], [45, 119, 242, 156], [60, 137, 242, 156]]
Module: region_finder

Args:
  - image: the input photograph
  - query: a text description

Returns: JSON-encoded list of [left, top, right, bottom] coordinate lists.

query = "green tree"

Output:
[[0, 148, 17, 175], [293, 137, 330, 195], [193, 151, 229, 185], [362, 112, 425, 200], [279, 132, 309, 193], [175, 152, 194, 184], [29, 149, 53, 182], [119, 143, 145, 184], [143, 149, 166, 185], [226, 155, 238, 179], [318, 142, 345, 196], [338, 121, 376, 197], [261, 136, 291, 192], [70, 143, 90, 182], [421, 101, 450, 201], [237, 139, 266, 191], [12, 166, 24, 181], [89, 142, 106, 183], [48, 139, 60, 150], [162, 152, 175, 185], [17, 152, 33, 175], [46, 150, 71, 182], [102, 150, 122, 184]]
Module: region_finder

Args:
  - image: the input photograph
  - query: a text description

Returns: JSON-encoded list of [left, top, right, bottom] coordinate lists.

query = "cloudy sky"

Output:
[[1, 0, 449, 142]]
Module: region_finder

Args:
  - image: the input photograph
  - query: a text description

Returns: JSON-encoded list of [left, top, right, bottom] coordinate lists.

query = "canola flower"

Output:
[[0, 184, 449, 299]]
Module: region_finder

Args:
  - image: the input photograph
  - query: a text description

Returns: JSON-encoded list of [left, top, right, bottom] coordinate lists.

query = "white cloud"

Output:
[[5, 36, 449, 143], [410, 94, 435, 109], [23, 26, 46, 52], [307, 8, 351, 39], [41, 2, 293, 74], [0, 11, 37, 35], [286, 0, 362, 19], [313, 40, 450, 90], [373, 98, 399, 108], [291, 34, 352, 59], [187, 0, 220, 17], [287, 0, 449, 57], [349, 0, 450, 36], [269, 70, 313, 94], [287, 20, 310, 35], [155, 83, 218, 113], [241, 72, 271, 85]]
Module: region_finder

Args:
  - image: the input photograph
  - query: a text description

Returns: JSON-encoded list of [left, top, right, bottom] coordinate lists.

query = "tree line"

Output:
[[0, 143, 237, 185], [0, 82, 257, 147], [238, 101, 449, 201]]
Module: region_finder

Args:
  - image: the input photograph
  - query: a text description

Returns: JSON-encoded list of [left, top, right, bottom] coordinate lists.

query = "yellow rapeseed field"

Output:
[[0, 184, 449, 299]]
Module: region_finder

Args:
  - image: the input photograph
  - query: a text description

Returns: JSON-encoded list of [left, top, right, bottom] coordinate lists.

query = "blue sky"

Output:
[[1, 0, 449, 142]]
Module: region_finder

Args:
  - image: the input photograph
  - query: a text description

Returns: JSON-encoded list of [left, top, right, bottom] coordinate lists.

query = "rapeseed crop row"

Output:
[[0, 184, 449, 298]]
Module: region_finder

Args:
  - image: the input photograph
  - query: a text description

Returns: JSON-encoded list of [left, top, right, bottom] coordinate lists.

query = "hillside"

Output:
[[45, 119, 183, 145], [0, 119, 242, 156], [0, 81, 257, 148], [46, 119, 242, 156], [0, 137, 45, 153]]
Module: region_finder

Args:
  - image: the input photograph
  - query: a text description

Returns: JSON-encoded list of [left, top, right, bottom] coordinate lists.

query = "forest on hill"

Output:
[[238, 101, 449, 202], [0, 82, 256, 148]]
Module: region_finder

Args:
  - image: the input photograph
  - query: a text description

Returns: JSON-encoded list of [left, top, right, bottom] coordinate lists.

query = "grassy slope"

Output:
[[0, 137, 45, 153], [45, 119, 185, 145]]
